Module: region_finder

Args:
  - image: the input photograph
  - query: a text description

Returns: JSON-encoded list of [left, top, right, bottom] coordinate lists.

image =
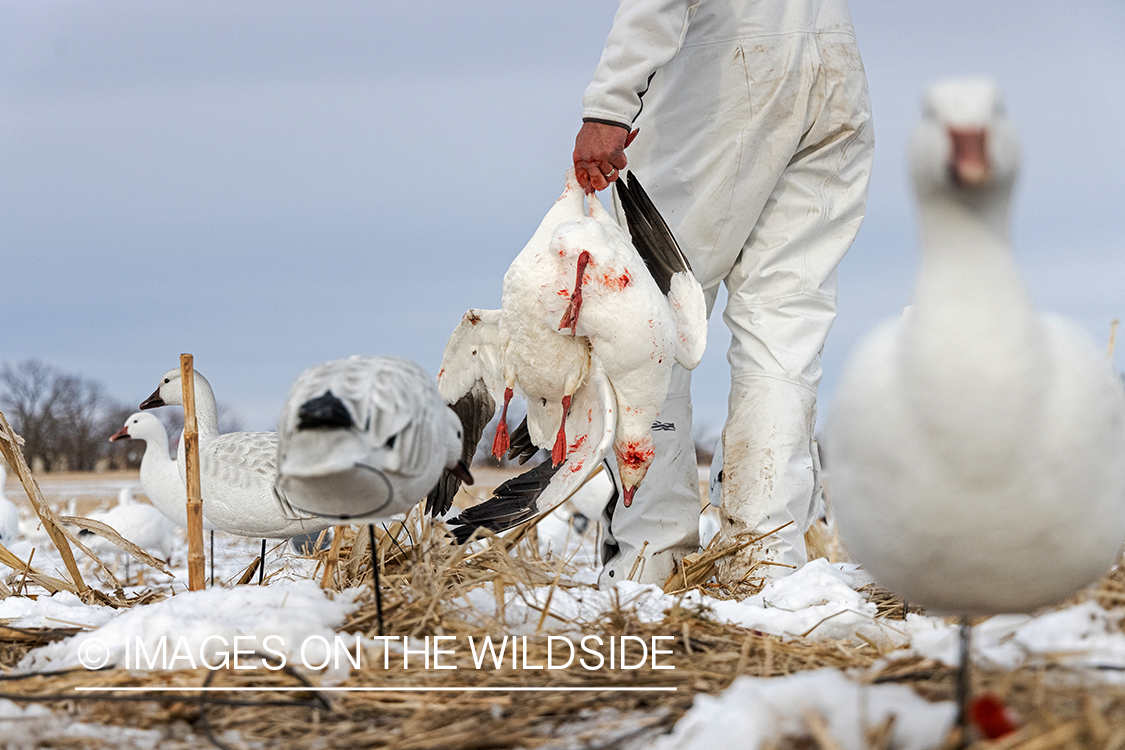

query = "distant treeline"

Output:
[[0, 360, 242, 473]]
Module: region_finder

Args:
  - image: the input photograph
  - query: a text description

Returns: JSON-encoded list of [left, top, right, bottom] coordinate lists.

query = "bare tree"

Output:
[[0, 360, 131, 471]]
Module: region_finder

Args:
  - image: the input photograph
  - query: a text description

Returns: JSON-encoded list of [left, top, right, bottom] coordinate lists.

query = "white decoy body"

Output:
[[0, 465, 20, 545], [83, 487, 178, 561], [441, 170, 706, 541], [110, 411, 215, 531], [274, 356, 472, 522], [141, 369, 334, 540], [829, 78, 1125, 615]]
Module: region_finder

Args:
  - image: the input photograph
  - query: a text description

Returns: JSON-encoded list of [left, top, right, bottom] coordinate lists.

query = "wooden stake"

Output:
[[1108, 319, 1120, 363], [319, 525, 347, 589], [181, 354, 206, 591], [0, 409, 87, 594]]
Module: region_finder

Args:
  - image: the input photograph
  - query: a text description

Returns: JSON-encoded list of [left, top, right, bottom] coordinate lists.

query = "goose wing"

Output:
[[616, 171, 707, 369], [448, 354, 616, 543], [428, 309, 504, 516]]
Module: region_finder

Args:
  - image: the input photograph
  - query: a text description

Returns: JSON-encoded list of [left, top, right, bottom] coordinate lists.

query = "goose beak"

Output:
[[140, 388, 164, 410], [622, 485, 637, 507], [948, 127, 991, 188], [108, 426, 130, 442]]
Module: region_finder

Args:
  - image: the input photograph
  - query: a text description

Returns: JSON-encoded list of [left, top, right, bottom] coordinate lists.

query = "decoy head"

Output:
[[141, 368, 182, 409], [140, 367, 212, 411], [296, 391, 354, 430], [109, 412, 165, 443]]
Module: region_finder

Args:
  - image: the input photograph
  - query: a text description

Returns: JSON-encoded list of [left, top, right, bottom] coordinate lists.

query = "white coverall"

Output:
[[583, 0, 874, 587]]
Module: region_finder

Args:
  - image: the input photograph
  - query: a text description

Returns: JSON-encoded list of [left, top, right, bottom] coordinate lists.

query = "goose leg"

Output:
[[492, 387, 514, 458], [369, 524, 385, 637], [258, 539, 266, 585], [559, 250, 591, 335], [551, 394, 573, 466]]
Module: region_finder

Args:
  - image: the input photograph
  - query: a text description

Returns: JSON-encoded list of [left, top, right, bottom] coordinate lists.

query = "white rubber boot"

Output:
[[716, 376, 820, 588]]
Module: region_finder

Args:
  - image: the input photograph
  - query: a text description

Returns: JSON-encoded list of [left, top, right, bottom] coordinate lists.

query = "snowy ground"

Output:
[[2, 471, 1124, 748]]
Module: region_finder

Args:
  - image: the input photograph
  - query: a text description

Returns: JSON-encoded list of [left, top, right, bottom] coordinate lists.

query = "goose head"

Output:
[[910, 77, 1020, 217], [109, 411, 167, 444], [140, 367, 215, 410]]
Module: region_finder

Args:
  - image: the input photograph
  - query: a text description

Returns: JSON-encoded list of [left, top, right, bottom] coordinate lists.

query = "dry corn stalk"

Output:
[[0, 409, 86, 594]]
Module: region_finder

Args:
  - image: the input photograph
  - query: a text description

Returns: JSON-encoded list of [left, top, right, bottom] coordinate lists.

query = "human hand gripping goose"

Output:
[[274, 355, 473, 635], [141, 368, 336, 583], [828, 78, 1125, 742], [438, 169, 706, 542]]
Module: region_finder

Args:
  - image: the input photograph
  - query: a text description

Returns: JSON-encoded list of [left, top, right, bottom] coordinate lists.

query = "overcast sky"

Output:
[[2, 1, 1123, 442]]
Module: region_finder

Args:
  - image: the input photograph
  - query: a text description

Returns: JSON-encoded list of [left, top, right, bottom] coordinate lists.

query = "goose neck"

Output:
[[191, 380, 221, 438]]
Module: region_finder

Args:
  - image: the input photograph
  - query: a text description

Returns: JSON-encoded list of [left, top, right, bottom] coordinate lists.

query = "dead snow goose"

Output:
[[828, 77, 1125, 731], [442, 169, 706, 540]]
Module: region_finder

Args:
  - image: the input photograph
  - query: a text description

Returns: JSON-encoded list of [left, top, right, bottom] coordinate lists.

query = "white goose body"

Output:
[[141, 369, 334, 540], [829, 78, 1125, 614], [275, 356, 470, 523], [84, 488, 178, 560], [110, 411, 215, 531], [498, 173, 593, 451], [440, 169, 706, 536]]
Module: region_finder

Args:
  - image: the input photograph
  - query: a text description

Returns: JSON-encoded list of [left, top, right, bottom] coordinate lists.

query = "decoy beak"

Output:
[[140, 388, 164, 410]]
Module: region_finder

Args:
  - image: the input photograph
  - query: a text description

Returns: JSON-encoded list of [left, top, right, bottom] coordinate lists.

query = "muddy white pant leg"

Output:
[[598, 366, 700, 588], [718, 376, 820, 582]]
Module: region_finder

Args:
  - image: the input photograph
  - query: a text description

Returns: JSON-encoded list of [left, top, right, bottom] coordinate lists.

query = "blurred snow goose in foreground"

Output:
[[141, 368, 335, 581], [828, 77, 1125, 734], [275, 355, 473, 634], [442, 169, 706, 541]]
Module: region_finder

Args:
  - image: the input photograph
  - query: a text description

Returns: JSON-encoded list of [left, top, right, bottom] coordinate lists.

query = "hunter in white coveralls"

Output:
[[574, 0, 874, 588]]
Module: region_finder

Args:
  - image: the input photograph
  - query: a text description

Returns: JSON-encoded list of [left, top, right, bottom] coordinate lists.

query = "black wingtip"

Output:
[[446, 461, 560, 544], [297, 390, 353, 430], [506, 416, 540, 465], [616, 171, 692, 295]]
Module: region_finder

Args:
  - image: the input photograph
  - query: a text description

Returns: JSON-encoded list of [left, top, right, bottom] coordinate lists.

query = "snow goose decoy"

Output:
[[79, 487, 179, 580], [0, 465, 20, 546], [828, 77, 1125, 736], [109, 412, 213, 530], [442, 169, 706, 541], [275, 355, 473, 634], [141, 368, 335, 583], [110, 411, 222, 584]]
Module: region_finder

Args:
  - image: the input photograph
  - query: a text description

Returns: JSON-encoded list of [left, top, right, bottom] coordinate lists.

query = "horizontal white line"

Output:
[[74, 686, 677, 693]]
